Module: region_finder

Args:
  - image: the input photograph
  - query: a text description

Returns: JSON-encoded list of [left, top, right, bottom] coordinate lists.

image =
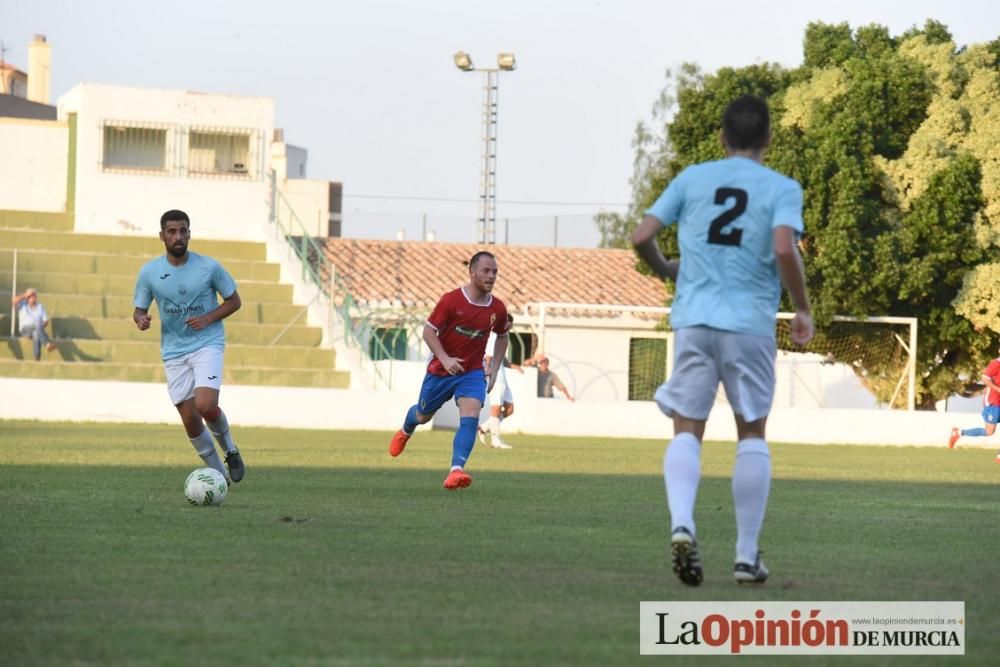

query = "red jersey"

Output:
[[426, 287, 509, 377], [984, 359, 1000, 406]]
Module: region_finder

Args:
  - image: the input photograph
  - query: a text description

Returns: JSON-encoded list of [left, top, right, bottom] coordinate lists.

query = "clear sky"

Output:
[[3, 0, 997, 246]]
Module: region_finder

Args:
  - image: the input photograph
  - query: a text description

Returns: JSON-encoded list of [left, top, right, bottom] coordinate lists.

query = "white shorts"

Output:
[[163, 346, 225, 405], [488, 366, 513, 404], [655, 326, 776, 422]]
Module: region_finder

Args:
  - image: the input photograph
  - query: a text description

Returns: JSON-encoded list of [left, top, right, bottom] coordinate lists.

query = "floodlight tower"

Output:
[[453, 51, 516, 244]]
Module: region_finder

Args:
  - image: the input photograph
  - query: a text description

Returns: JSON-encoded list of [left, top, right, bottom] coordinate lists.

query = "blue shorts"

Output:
[[417, 369, 487, 416], [982, 405, 1000, 424]]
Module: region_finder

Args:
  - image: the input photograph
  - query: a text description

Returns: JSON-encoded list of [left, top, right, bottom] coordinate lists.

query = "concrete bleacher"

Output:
[[0, 216, 349, 389]]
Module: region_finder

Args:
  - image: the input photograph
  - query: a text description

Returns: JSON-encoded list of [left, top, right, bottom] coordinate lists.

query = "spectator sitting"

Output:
[[11, 287, 57, 361]]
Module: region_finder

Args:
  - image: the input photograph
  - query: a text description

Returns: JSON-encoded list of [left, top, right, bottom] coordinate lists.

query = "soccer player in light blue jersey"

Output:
[[632, 95, 814, 587], [133, 210, 246, 484]]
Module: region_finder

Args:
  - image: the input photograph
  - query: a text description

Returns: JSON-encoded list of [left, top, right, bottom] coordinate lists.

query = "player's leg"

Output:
[[487, 403, 509, 449], [166, 353, 227, 477], [390, 373, 442, 456], [478, 378, 496, 445], [189, 347, 244, 482], [27, 324, 42, 360], [175, 397, 227, 478], [952, 408, 1000, 448], [443, 370, 487, 489], [654, 327, 718, 586], [719, 331, 777, 584]]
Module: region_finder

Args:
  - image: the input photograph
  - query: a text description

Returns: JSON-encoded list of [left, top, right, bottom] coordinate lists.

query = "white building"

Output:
[[1, 68, 340, 240]]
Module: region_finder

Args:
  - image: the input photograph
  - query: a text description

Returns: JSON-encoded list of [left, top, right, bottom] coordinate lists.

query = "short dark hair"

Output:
[[160, 209, 190, 230], [722, 95, 771, 150], [468, 251, 496, 269]]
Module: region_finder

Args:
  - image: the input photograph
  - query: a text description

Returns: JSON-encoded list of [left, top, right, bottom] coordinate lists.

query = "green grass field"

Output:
[[1, 420, 996, 666]]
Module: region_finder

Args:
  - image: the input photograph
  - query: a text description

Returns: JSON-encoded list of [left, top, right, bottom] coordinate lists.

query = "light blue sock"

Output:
[[961, 427, 988, 437], [403, 405, 420, 435], [451, 417, 478, 468]]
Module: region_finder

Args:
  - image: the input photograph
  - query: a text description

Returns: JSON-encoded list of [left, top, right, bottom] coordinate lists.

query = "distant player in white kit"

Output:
[[133, 209, 246, 484], [479, 314, 516, 449], [632, 95, 813, 586]]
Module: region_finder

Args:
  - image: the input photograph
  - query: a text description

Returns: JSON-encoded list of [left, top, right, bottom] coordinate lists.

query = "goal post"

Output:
[[776, 314, 918, 411], [520, 302, 918, 410]]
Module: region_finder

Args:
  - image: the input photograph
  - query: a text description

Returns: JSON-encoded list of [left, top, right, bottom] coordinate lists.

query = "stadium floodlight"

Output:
[[453, 51, 474, 71], [452, 51, 517, 244]]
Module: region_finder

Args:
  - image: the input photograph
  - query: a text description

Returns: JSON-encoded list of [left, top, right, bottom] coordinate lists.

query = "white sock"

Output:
[[732, 438, 771, 565], [664, 431, 701, 534], [488, 415, 501, 440], [190, 428, 226, 477], [206, 409, 237, 454]]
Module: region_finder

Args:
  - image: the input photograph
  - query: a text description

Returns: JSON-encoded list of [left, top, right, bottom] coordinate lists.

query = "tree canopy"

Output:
[[597, 20, 1000, 408]]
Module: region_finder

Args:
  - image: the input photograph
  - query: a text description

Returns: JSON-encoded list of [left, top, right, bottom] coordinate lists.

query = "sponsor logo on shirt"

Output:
[[454, 326, 484, 339]]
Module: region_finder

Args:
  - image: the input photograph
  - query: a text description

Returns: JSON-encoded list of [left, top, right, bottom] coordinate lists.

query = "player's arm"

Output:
[[553, 374, 574, 402], [486, 334, 509, 392], [133, 307, 151, 331], [774, 226, 813, 346], [423, 324, 464, 375], [632, 216, 679, 282], [186, 290, 242, 331], [981, 373, 1000, 394]]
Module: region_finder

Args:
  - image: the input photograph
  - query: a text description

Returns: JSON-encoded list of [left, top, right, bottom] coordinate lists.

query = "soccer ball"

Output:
[[184, 468, 228, 507]]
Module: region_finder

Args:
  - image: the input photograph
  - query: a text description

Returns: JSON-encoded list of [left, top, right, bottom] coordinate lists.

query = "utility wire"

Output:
[[341, 193, 629, 207]]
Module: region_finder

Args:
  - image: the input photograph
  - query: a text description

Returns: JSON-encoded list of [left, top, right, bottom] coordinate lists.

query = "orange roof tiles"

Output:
[[321, 238, 669, 312]]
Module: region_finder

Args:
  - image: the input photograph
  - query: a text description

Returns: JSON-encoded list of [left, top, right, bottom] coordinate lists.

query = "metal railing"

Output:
[[269, 170, 430, 388]]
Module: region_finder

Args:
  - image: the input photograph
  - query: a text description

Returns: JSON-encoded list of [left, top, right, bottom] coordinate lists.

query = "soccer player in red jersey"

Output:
[[388, 251, 510, 489], [948, 353, 1000, 462]]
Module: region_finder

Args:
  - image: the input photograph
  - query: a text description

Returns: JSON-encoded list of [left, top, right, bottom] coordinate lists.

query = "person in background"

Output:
[[11, 287, 58, 361], [948, 351, 1000, 463], [524, 354, 574, 401]]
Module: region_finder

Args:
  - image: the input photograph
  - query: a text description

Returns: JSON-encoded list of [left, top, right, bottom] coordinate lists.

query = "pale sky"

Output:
[[3, 0, 997, 247]]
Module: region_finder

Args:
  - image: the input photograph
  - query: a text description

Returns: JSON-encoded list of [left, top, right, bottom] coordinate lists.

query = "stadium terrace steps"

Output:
[[0, 228, 266, 261], [0, 210, 74, 232], [0, 249, 280, 282], [0, 222, 345, 389], [0, 338, 336, 369], [0, 314, 322, 347], [0, 291, 305, 324], [0, 358, 349, 388], [0, 271, 293, 303]]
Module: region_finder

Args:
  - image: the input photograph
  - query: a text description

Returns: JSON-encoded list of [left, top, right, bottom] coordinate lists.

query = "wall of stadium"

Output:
[[57, 83, 275, 240], [0, 116, 68, 212], [0, 372, 983, 448]]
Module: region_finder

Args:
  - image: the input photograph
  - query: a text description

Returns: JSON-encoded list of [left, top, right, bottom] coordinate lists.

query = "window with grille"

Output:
[[102, 124, 168, 171], [628, 337, 667, 401], [508, 332, 536, 366], [369, 328, 408, 361], [188, 129, 253, 177]]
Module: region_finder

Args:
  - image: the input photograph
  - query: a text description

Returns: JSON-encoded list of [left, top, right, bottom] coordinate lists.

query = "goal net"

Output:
[[519, 303, 916, 410]]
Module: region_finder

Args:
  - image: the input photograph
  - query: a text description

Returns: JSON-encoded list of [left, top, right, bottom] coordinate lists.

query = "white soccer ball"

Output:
[[184, 468, 228, 507]]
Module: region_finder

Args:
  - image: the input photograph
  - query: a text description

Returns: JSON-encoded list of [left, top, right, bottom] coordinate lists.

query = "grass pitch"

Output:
[[0, 420, 997, 666]]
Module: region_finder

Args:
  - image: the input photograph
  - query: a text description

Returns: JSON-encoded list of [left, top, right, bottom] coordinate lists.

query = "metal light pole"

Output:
[[454, 51, 516, 245]]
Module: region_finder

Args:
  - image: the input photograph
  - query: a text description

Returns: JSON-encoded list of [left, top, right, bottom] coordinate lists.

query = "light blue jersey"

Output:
[[133, 251, 237, 360], [646, 156, 804, 337]]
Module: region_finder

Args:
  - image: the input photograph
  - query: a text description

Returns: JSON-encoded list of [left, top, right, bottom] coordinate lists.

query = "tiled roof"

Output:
[[320, 238, 669, 312]]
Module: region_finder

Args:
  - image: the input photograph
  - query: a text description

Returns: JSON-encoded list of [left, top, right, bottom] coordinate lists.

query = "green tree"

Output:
[[600, 21, 1000, 408]]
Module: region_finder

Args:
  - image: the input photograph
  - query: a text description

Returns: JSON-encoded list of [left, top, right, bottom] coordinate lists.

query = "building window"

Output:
[[628, 337, 667, 401], [508, 331, 536, 366], [102, 123, 169, 172], [370, 328, 407, 361], [188, 128, 253, 177]]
